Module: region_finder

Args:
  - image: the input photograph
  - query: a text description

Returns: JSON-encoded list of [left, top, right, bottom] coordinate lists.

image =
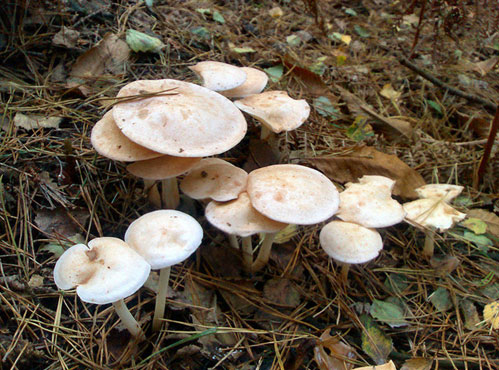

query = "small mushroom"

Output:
[[353, 360, 397, 370], [125, 210, 203, 331], [53, 237, 151, 339], [189, 61, 247, 92], [320, 221, 383, 282], [220, 67, 268, 98]]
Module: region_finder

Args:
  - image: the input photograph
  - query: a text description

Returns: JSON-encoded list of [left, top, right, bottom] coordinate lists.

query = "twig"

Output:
[[474, 106, 499, 188]]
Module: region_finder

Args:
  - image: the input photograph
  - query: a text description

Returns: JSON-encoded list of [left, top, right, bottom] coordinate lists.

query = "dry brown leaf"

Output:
[[456, 112, 492, 139], [380, 84, 401, 101], [283, 58, 329, 96], [307, 146, 426, 198], [469, 56, 499, 76], [430, 255, 460, 274], [35, 207, 89, 238], [12, 113, 62, 131], [52, 27, 80, 48], [400, 358, 432, 370], [314, 329, 357, 370], [467, 209, 499, 238], [263, 278, 301, 307]]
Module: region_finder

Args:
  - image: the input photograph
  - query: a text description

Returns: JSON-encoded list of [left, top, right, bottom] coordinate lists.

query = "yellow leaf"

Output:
[[483, 301, 499, 329], [380, 84, 401, 101], [341, 34, 351, 45]]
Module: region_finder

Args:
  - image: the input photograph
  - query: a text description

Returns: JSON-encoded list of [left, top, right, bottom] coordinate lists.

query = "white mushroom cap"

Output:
[[113, 79, 247, 157], [91, 111, 162, 162], [205, 192, 286, 237], [336, 175, 406, 228], [189, 61, 247, 91], [220, 67, 268, 98], [124, 210, 203, 270], [234, 91, 310, 133], [53, 237, 151, 305], [320, 221, 383, 264], [247, 164, 339, 225], [415, 184, 464, 202], [403, 198, 466, 231], [127, 155, 201, 180], [354, 360, 397, 370], [180, 158, 248, 201]]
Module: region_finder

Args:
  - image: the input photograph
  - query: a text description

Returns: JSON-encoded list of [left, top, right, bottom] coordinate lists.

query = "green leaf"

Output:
[[39, 233, 85, 258], [313, 96, 339, 119], [346, 116, 374, 141], [461, 218, 488, 234], [286, 35, 301, 46], [212, 10, 225, 24], [264, 65, 283, 82], [360, 314, 392, 365], [345, 8, 357, 16], [195, 8, 211, 15], [329, 32, 343, 41], [478, 282, 499, 300], [462, 231, 493, 252], [354, 25, 370, 38], [426, 99, 443, 114], [309, 56, 327, 75], [370, 299, 409, 328], [126, 29, 164, 53], [429, 287, 452, 312], [460, 299, 480, 330], [453, 195, 473, 207], [232, 47, 256, 53], [191, 27, 211, 39], [384, 273, 409, 294]]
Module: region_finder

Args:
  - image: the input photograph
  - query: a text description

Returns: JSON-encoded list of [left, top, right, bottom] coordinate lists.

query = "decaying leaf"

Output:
[[429, 255, 460, 274], [360, 314, 392, 365], [429, 287, 452, 312], [380, 84, 401, 101], [52, 26, 80, 48], [461, 218, 488, 234], [307, 146, 426, 198], [468, 56, 499, 76], [283, 58, 329, 96], [467, 209, 499, 238], [263, 278, 301, 307], [313, 329, 357, 370], [35, 207, 89, 238], [39, 233, 85, 258], [460, 299, 480, 330], [370, 299, 409, 328], [13, 113, 62, 131], [126, 29, 164, 53], [400, 358, 432, 370], [483, 301, 499, 329]]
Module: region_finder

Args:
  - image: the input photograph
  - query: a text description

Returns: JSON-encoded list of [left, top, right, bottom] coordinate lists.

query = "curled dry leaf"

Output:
[[313, 329, 357, 370], [307, 146, 425, 198], [400, 358, 432, 370]]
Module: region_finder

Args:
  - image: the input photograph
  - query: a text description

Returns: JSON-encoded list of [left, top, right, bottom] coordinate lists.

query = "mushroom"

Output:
[[124, 210, 203, 331], [127, 156, 201, 209], [353, 360, 397, 370], [403, 184, 466, 258], [246, 164, 339, 271], [205, 192, 286, 270], [219, 67, 268, 98], [189, 61, 247, 92], [53, 237, 151, 339], [113, 79, 247, 157], [336, 176, 406, 228], [320, 221, 383, 282]]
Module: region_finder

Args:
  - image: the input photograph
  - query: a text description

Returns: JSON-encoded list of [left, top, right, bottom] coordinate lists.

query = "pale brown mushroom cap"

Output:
[[320, 221, 383, 264], [180, 158, 248, 201], [354, 360, 397, 370], [113, 79, 247, 157], [125, 210, 203, 270], [127, 155, 201, 180], [403, 198, 466, 231], [189, 61, 247, 91], [247, 164, 339, 225], [53, 237, 151, 304], [91, 111, 162, 162], [337, 175, 406, 228], [220, 67, 268, 98], [234, 91, 310, 133], [415, 184, 464, 202], [205, 192, 286, 237]]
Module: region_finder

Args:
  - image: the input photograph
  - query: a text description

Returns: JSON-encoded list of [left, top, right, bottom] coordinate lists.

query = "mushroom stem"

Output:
[[161, 178, 180, 209], [152, 266, 171, 332], [339, 262, 351, 283], [422, 229, 436, 258], [144, 180, 161, 208], [251, 232, 278, 272], [112, 299, 145, 340], [228, 234, 239, 250], [241, 236, 253, 271]]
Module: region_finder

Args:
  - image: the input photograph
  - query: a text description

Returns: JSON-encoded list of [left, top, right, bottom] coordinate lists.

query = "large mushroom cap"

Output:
[[320, 221, 383, 264], [220, 67, 268, 98], [180, 158, 248, 201], [125, 210, 203, 270], [234, 91, 310, 133], [189, 61, 247, 91], [247, 164, 339, 225], [53, 237, 151, 305], [337, 175, 406, 228], [205, 192, 286, 237], [127, 155, 201, 180], [113, 79, 247, 157], [415, 184, 464, 202], [403, 198, 466, 231], [91, 111, 162, 162]]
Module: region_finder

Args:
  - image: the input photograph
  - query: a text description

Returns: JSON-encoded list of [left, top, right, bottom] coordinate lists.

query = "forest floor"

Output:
[[0, 0, 498, 369]]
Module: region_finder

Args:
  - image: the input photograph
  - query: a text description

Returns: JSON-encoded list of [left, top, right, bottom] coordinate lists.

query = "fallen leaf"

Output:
[[429, 255, 460, 274], [313, 329, 357, 370], [313, 96, 340, 119], [360, 314, 392, 365], [52, 26, 80, 48], [402, 14, 420, 26], [39, 233, 85, 258], [483, 301, 499, 329], [285, 339, 317, 370], [429, 287, 452, 312], [346, 116, 374, 141], [35, 207, 89, 238], [384, 273, 409, 294], [12, 113, 61, 131], [380, 84, 402, 101], [354, 360, 396, 370], [269, 7, 283, 18], [469, 56, 499, 76], [212, 10, 225, 24], [467, 209, 499, 238], [283, 58, 329, 96], [264, 65, 284, 83], [232, 46, 256, 53], [307, 146, 426, 198], [28, 274, 44, 288], [460, 299, 480, 330], [354, 25, 370, 38], [456, 112, 492, 139], [400, 358, 432, 370], [263, 278, 301, 307], [370, 299, 409, 328], [126, 29, 164, 53], [461, 218, 488, 234], [462, 231, 493, 251]]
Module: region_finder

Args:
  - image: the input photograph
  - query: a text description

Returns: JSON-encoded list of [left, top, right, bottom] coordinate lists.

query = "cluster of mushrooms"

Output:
[[53, 61, 467, 340]]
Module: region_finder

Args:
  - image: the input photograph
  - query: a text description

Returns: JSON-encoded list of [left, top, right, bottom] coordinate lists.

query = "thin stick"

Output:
[[152, 266, 171, 332], [474, 107, 499, 188], [112, 299, 145, 340], [251, 232, 278, 272]]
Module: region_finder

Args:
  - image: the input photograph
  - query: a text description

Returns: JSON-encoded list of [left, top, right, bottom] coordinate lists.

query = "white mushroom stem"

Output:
[[339, 262, 351, 283], [112, 299, 145, 340], [152, 266, 171, 332], [228, 234, 239, 250], [161, 178, 180, 209], [422, 229, 436, 258], [260, 125, 272, 140], [251, 232, 278, 272], [241, 236, 253, 271]]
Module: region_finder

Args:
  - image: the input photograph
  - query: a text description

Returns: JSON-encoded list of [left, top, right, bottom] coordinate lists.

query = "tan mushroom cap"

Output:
[[320, 221, 383, 264], [220, 67, 268, 98], [91, 111, 162, 162], [205, 192, 286, 237], [127, 155, 201, 180], [247, 164, 339, 225], [234, 91, 310, 133], [354, 360, 397, 370], [53, 237, 151, 304], [415, 184, 464, 202], [403, 198, 466, 231], [180, 158, 248, 201], [125, 210, 203, 270], [113, 79, 247, 157], [189, 61, 247, 91], [337, 175, 406, 228]]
